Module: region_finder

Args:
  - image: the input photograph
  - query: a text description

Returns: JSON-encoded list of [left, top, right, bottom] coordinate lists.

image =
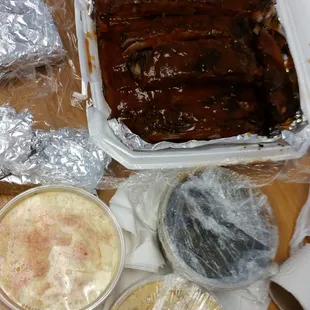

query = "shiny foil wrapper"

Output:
[[0, 107, 110, 190], [0, 106, 33, 166], [0, 0, 65, 76], [108, 118, 310, 152]]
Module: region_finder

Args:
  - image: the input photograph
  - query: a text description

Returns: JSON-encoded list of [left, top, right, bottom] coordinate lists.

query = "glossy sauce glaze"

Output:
[[97, 0, 273, 19], [0, 190, 120, 310], [95, 0, 299, 143]]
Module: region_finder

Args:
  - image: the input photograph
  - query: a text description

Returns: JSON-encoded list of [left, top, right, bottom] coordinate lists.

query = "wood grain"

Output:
[[0, 181, 308, 310], [264, 181, 309, 310]]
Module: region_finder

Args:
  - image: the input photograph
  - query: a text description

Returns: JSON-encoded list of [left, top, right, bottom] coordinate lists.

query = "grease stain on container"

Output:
[[85, 37, 94, 74], [86, 31, 96, 40]]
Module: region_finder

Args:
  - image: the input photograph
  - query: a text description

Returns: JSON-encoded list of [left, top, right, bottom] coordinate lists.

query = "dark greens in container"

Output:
[[158, 167, 278, 290]]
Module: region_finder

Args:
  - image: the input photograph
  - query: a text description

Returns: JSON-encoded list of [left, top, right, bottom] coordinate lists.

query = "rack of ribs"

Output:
[[109, 87, 265, 143], [257, 29, 299, 124], [128, 39, 262, 89], [99, 15, 253, 56], [95, 0, 299, 143], [96, 0, 274, 19]]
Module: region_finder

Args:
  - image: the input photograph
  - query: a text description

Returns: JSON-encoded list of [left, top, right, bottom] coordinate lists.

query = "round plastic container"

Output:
[[110, 274, 222, 310], [158, 167, 278, 291], [0, 185, 125, 310]]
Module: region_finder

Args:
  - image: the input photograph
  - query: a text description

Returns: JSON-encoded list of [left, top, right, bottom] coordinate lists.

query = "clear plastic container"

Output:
[[110, 274, 222, 310], [158, 168, 278, 291], [0, 185, 125, 310]]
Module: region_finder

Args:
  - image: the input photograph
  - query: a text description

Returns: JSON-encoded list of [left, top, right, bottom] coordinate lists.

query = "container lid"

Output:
[[0, 186, 125, 310], [111, 274, 222, 310], [158, 167, 278, 290]]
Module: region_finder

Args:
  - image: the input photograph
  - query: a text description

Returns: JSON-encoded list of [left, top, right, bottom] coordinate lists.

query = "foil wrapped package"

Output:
[[0, 106, 32, 166], [0, 0, 65, 77], [0, 106, 110, 190]]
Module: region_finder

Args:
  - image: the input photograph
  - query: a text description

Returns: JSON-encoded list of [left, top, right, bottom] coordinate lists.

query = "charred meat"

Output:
[[95, 0, 299, 143]]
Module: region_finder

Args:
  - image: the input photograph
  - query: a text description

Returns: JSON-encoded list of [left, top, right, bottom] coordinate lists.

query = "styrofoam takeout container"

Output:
[[0, 185, 125, 310], [74, 0, 310, 170]]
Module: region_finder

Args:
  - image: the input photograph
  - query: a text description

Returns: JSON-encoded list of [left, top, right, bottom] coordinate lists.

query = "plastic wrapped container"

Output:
[[0, 186, 125, 310], [110, 274, 222, 310], [158, 168, 278, 290]]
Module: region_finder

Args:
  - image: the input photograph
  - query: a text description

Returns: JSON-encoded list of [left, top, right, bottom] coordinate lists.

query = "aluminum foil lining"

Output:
[[0, 106, 111, 190], [0, 0, 65, 76], [108, 118, 310, 152]]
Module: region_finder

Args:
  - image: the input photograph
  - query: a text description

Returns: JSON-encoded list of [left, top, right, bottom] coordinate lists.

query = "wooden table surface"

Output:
[[2, 0, 307, 308], [0, 181, 308, 310]]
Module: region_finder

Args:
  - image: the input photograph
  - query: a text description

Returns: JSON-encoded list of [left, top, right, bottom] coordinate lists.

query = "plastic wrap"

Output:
[[0, 186, 125, 310], [0, 106, 32, 167], [117, 170, 178, 232], [290, 188, 310, 254], [0, 0, 87, 130], [158, 168, 278, 290], [111, 274, 222, 310], [104, 168, 278, 290], [0, 0, 106, 192]]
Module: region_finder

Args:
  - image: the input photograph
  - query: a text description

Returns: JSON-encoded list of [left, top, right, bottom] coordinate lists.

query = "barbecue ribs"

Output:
[[95, 0, 299, 143]]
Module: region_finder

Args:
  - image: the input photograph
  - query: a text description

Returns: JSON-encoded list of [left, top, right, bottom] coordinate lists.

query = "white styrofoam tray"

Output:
[[75, 0, 310, 170]]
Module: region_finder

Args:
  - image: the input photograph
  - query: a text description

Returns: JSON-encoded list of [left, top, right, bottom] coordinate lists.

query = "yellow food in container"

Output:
[[111, 275, 222, 310], [0, 186, 125, 310]]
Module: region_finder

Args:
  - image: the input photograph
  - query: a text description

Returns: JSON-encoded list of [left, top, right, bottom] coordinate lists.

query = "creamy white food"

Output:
[[0, 190, 120, 310]]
